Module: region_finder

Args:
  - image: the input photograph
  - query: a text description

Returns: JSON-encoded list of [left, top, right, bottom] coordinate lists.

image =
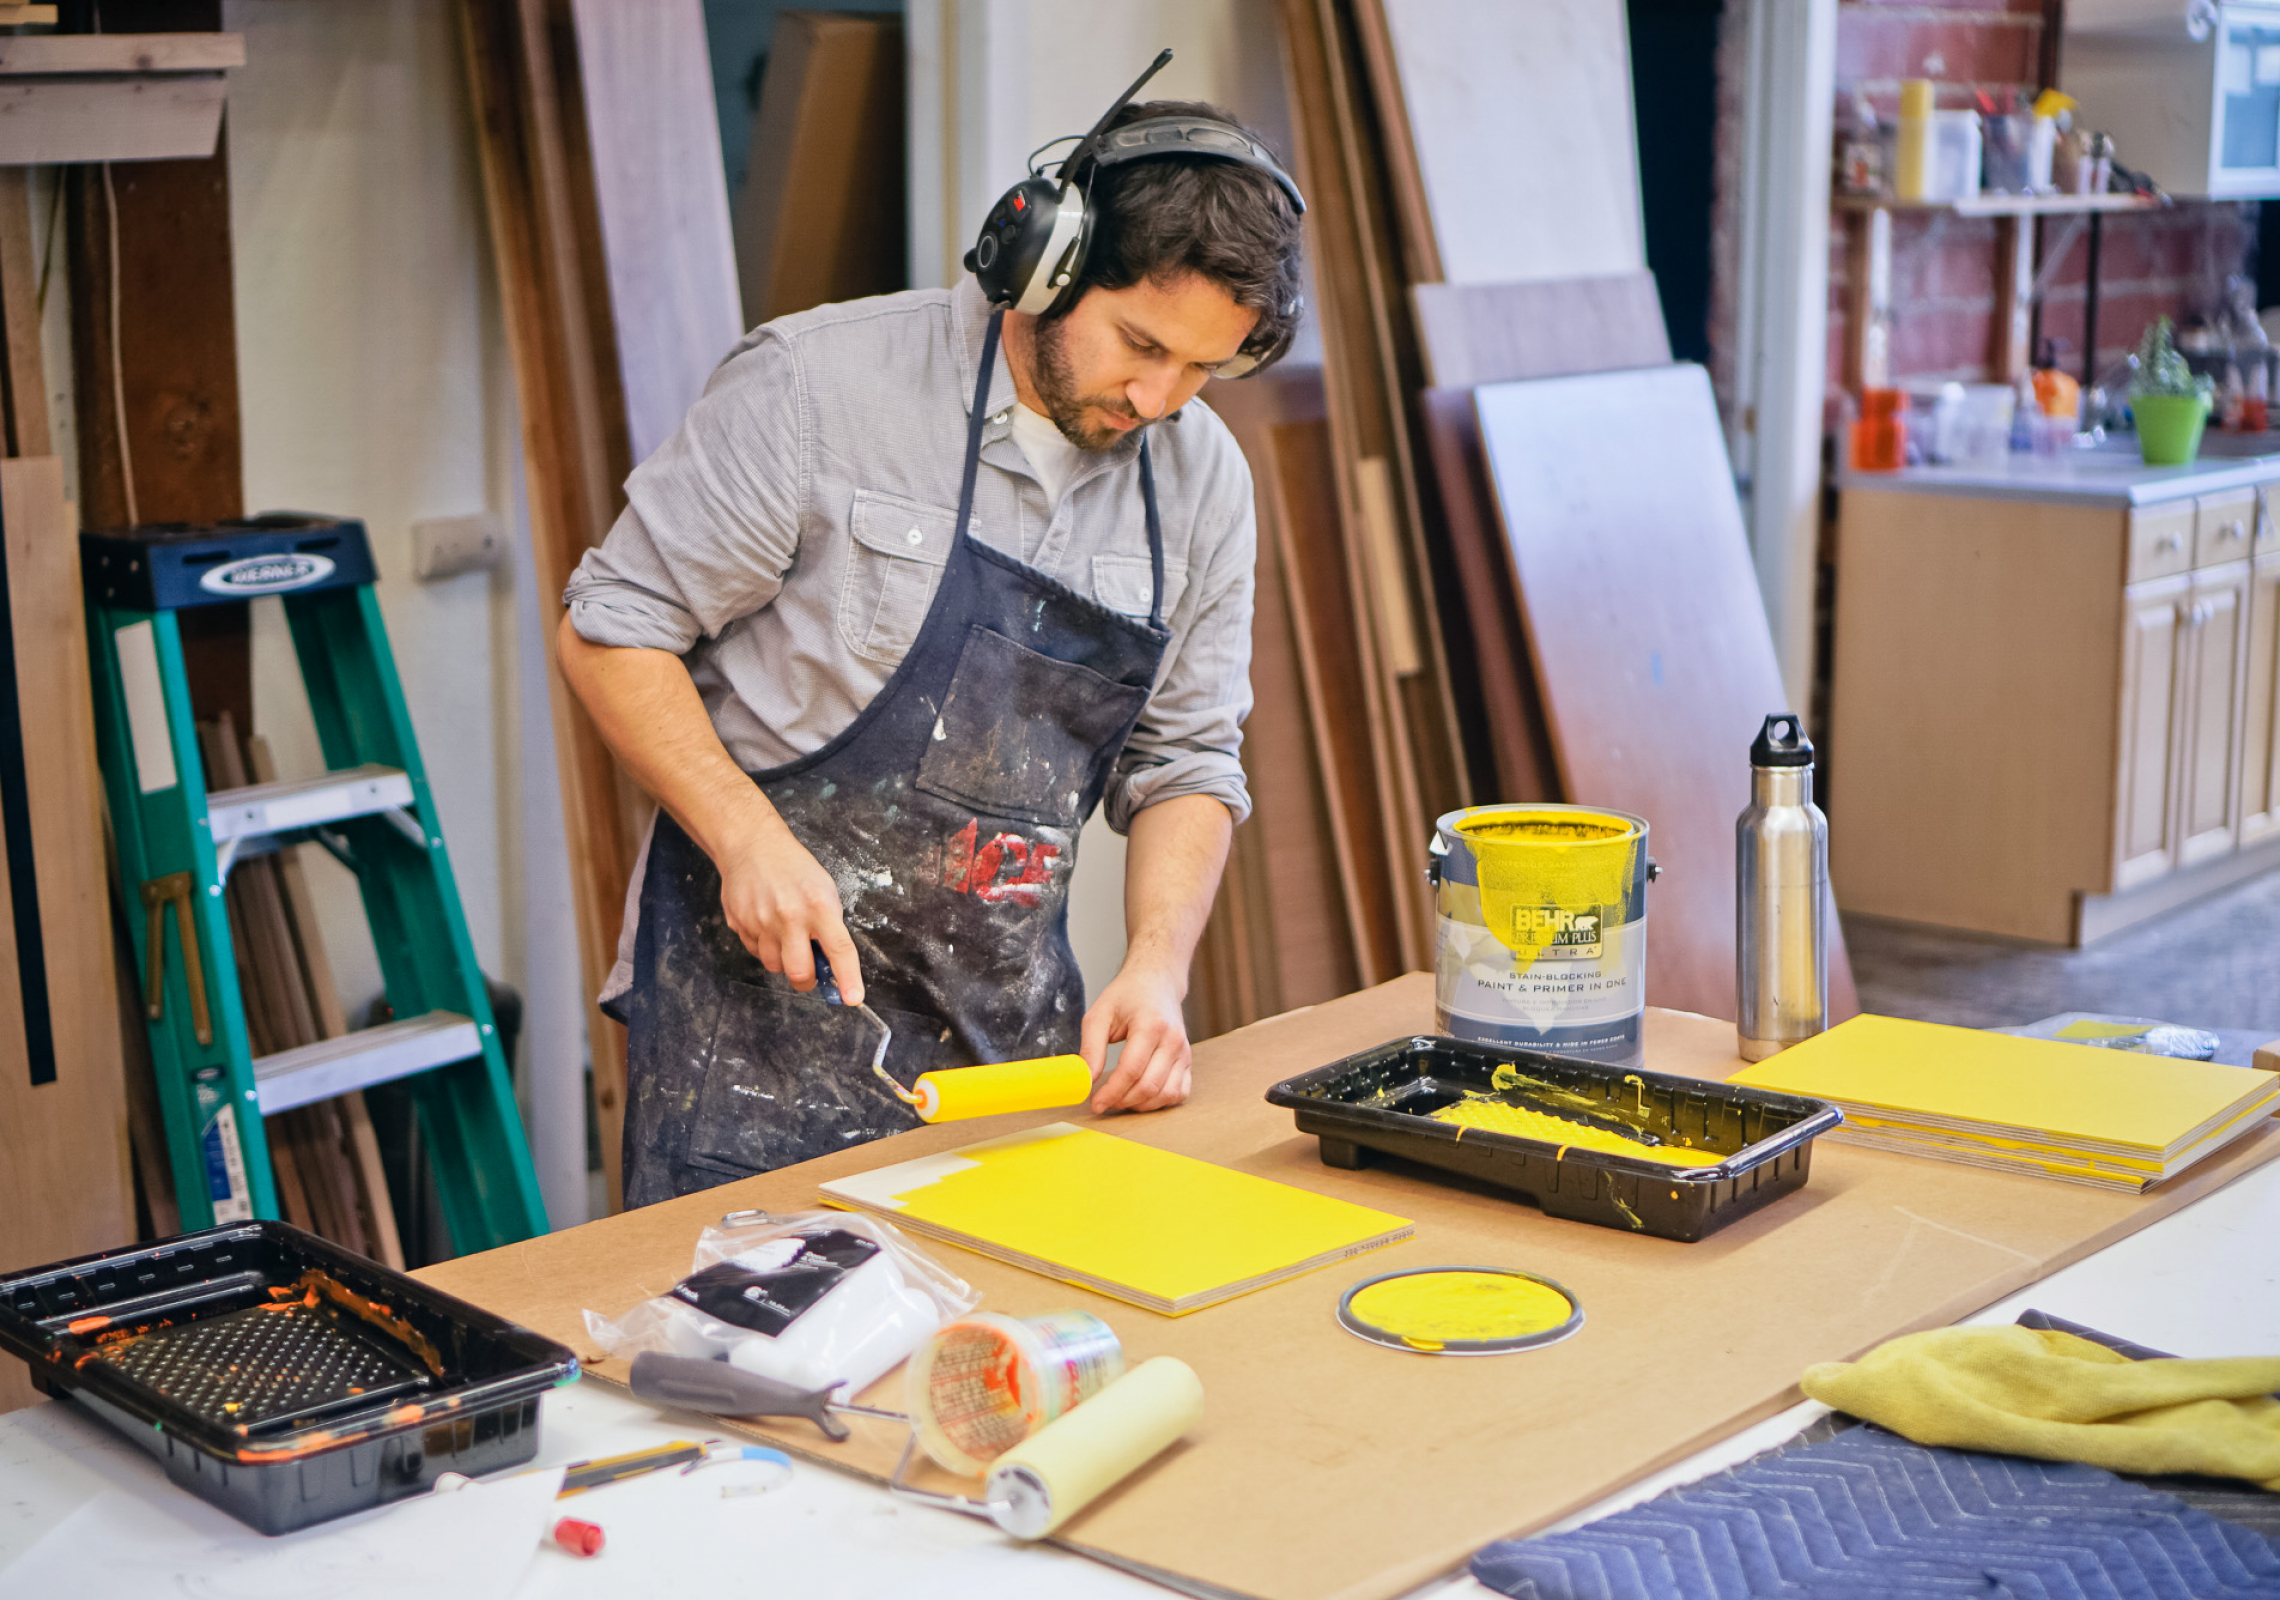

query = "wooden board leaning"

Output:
[[419, 974, 2278, 1600]]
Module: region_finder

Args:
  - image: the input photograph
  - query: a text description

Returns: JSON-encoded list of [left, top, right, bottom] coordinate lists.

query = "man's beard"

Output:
[[1031, 314, 1147, 452]]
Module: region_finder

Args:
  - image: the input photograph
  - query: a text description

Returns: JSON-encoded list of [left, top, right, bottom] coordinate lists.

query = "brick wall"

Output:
[[1711, 0, 2258, 408]]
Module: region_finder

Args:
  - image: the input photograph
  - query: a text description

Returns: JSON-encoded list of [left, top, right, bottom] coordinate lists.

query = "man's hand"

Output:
[[557, 618, 866, 1005], [1080, 962, 1191, 1113], [1075, 793, 1233, 1114], [719, 819, 864, 1005]]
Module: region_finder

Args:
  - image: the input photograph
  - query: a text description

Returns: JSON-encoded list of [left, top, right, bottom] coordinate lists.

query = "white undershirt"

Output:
[[1010, 402, 1085, 514]]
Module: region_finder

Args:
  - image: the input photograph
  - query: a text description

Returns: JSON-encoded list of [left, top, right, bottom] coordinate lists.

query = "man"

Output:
[[560, 98, 1304, 1205]]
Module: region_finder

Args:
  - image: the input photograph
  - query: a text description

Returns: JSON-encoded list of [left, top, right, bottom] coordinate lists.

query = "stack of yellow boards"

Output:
[[819, 1123, 1413, 1314], [1728, 1014, 2280, 1191]]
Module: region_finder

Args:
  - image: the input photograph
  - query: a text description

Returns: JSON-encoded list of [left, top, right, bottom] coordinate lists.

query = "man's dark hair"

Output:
[[1056, 100, 1304, 365]]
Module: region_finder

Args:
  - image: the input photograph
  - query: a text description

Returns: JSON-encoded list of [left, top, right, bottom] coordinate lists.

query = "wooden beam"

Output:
[[0, 76, 228, 167], [0, 456, 131, 1410], [0, 167, 47, 456], [0, 33, 244, 74], [460, 0, 636, 1208]]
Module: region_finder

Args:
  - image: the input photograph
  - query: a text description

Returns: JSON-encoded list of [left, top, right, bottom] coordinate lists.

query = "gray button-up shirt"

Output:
[[560, 279, 1258, 1002], [564, 279, 1258, 835]]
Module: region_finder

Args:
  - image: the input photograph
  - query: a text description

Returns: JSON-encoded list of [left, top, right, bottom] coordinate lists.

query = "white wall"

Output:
[[908, 0, 1291, 1006], [221, 0, 588, 1227]]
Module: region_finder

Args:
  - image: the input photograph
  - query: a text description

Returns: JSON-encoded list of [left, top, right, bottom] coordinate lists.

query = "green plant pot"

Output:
[[2134, 392, 2210, 466]]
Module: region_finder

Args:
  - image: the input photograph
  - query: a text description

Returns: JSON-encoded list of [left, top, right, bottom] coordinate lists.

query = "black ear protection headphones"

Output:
[[962, 49, 1306, 378]]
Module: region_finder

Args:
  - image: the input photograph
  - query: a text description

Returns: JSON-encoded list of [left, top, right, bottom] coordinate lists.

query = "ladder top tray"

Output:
[[83, 513, 374, 611]]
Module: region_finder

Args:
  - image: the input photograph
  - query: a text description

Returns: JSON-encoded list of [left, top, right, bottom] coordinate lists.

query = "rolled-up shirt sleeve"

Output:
[[1105, 451, 1256, 834], [564, 328, 807, 650]]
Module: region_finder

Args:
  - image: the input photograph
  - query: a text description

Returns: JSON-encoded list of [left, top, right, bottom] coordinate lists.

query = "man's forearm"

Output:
[[555, 613, 787, 866], [1118, 793, 1235, 988]]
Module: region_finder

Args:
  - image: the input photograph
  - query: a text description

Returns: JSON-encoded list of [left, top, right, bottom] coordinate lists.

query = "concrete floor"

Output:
[[1843, 867, 2280, 1038]]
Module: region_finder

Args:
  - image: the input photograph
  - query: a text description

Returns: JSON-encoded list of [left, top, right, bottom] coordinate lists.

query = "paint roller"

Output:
[[810, 949, 1092, 1121], [629, 1337, 1202, 1539], [855, 1001, 1094, 1122]]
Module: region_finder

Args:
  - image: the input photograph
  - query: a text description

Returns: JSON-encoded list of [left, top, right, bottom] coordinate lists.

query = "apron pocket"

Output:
[[686, 982, 939, 1178], [916, 624, 1149, 828]]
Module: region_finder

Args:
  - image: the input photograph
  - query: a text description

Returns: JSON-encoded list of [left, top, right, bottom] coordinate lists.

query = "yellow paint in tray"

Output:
[[1430, 1093, 1722, 1168]]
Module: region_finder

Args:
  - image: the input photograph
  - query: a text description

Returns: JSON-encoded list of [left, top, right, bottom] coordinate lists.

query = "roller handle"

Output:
[[627, 1351, 851, 1441]]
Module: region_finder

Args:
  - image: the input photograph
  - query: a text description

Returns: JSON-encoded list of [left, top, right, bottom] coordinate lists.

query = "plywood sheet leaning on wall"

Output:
[[1473, 365, 1858, 1023], [1417, 390, 1561, 806], [1276, 0, 1468, 971], [1360, 0, 1647, 287], [0, 457, 131, 1412], [1189, 373, 1367, 1036], [460, 0, 638, 1207], [733, 10, 905, 327], [569, 0, 745, 465], [1409, 273, 1671, 391]]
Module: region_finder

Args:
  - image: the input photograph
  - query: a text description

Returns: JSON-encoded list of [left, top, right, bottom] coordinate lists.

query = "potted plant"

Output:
[[2130, 317, 2213, 466]]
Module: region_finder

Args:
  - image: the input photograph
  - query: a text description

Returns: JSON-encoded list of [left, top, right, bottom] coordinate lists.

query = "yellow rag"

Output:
[[1800, 1326, 2280, 1490]]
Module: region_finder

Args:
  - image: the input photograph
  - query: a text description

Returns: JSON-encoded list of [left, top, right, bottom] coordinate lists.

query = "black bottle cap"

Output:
[[1751, 713, 1814, 768]]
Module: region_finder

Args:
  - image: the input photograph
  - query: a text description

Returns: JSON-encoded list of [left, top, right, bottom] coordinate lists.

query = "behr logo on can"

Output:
[[196, 552, 335, 596], [1510, 906, 1604, 959]]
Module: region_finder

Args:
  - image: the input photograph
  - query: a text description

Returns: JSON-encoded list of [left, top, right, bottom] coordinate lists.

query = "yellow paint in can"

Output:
[[912, 1055, 1094, 1122], [1453, 808, 1642, 966]]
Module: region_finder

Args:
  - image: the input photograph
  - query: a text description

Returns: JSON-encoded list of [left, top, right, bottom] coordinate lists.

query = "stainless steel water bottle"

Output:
[[1736, 713, 1828, 1060]]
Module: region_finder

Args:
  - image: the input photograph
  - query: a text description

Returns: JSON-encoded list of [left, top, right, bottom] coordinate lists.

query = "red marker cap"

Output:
[[551, 1517, 606, 1558]]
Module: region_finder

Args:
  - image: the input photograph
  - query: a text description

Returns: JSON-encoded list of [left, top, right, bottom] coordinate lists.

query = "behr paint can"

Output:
[[1429, 804, 1655, 1066]]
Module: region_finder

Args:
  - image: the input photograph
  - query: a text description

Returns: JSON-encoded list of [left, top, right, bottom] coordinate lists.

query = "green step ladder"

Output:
[[82, 513, 547, 1251]]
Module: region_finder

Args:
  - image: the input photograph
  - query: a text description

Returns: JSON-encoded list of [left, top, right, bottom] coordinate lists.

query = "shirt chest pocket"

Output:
[[842, 490, 958, 663], [1090, 553, 1188, 623]]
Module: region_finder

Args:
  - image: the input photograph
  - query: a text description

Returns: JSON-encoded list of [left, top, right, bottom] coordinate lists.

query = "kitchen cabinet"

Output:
[[2177, 559, 2251, 868], [2241, 550, 2280, 845], [2114, 572, 2187, 891], [1832, 462, 2280, 945]]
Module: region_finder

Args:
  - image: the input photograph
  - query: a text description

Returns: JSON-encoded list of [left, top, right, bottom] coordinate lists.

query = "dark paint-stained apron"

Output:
[[618, 311, 1171, 1206]]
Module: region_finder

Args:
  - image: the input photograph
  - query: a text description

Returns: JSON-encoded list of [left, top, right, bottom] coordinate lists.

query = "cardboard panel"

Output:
[[417, 975, 2270, 1600], [1474, 365, 1857, 1023], [732, 10, 904, 327]]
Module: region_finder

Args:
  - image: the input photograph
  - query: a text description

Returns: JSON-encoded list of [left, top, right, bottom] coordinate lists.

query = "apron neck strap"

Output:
[[960, 306, 1167, 634], [953, 309, 1003, 548], [1138, 430, 1165, 632]]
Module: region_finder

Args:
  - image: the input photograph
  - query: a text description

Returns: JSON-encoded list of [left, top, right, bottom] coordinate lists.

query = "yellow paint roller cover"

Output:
[[983, 1357, 1204, 1538], [914, 1055, 1094, 1122]]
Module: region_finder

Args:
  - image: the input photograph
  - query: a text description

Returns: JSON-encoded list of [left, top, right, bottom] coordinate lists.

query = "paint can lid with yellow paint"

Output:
[[1336, 1266, 1582, 1355]]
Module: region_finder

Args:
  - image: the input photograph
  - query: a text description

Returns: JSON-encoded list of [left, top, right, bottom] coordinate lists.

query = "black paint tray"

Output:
[[0, 1220, 578, 1533], [1266, 1036, 1843, 1242]]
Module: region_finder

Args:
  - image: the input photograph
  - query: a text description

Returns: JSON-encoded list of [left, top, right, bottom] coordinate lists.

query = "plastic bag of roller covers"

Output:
[[584, 1211, 978, 1396]]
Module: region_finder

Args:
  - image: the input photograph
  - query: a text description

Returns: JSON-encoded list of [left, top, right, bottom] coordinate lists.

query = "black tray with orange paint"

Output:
[[0, 1220, 578, 1533], [1267, 1036, 1843, 1243]]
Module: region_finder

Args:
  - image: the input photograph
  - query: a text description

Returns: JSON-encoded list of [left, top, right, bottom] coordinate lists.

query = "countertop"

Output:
[[1841, 435, 2280, 507], [3, 1123, 2275, 1598]]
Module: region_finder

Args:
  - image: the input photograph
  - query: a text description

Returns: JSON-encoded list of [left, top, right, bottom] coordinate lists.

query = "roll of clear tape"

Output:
[[912, 1055, 1093, 1122], [982, 1357, 1204, 1539]]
